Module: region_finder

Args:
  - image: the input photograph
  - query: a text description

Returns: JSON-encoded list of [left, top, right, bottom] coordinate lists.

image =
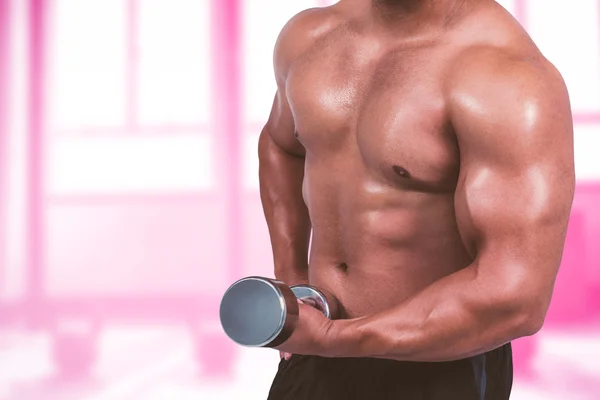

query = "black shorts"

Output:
[[267, 343, 512, 400]]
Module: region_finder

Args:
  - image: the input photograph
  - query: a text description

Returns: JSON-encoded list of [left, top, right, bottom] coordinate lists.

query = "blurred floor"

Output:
[[0, 324, 599, 400]]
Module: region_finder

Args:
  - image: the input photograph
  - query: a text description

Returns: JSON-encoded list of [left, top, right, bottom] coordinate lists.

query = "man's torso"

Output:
[[281, 0, 541, 318]]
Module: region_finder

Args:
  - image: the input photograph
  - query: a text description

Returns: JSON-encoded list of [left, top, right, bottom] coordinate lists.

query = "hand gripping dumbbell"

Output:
[[219, 277, 340, 347]]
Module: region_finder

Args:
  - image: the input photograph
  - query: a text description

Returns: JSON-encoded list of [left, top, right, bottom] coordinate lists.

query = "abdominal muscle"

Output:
[[304, 175, 473, 319]]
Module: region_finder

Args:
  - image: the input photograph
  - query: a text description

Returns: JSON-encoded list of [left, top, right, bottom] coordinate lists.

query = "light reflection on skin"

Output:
[[523, 99, 540, 132], [466, 163, 551, 224], [525, 165, 551, 220], [362, 179, 388, 196], [455, 91, 486, 118], [317, 83, 359, 117]]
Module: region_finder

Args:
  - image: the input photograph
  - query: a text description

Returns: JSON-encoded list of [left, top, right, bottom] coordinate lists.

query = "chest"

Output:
[[286, 34, 459, 190]]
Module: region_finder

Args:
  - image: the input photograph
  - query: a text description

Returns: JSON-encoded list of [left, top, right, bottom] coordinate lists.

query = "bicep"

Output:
[[451, 58, 574, 299], [262, 89, 305, 157], [455, 155, 572, 280]]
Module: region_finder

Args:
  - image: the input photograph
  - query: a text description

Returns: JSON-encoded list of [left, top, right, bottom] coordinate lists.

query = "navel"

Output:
[[392, 165, 412, 179]]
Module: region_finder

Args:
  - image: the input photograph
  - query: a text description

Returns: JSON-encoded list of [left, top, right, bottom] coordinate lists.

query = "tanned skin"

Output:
[[258, 0, 574, 362]]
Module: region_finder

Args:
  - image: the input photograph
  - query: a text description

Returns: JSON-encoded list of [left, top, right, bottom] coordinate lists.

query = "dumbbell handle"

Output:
[[290, 285, 340, 320]]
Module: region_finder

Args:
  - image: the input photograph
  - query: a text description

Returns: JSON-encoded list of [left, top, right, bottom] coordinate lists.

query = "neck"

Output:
[[373, 0, 430, 14], [368, 0, 471, 34]]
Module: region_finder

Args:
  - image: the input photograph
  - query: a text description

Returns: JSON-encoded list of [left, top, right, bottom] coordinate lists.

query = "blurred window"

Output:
[[137, 0, 210, 126], [47, 0, 212, 195], [528, 0, 600, 113], [48, 0, 127, 130]]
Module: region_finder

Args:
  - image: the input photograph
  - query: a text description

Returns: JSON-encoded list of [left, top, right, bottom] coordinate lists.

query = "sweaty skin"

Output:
[[258, 0, 574, 362]]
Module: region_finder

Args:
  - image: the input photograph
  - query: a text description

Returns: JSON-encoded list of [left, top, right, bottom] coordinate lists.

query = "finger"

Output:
[[284, 352, 292, 360]]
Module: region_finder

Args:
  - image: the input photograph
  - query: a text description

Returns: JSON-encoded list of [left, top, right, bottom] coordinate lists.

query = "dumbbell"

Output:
[[219, 277, 340, 347]]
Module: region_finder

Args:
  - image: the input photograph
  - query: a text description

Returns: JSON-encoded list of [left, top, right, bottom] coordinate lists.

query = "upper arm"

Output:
[[262, 8, 330, 157], [449, 50, 574, 311]]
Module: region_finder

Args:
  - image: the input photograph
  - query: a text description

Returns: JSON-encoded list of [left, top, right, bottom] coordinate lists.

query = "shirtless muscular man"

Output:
[[258, 0, 575, 398]]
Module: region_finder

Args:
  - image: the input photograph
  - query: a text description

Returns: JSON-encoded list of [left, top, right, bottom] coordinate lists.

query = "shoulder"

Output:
[[446, 44, 571, 149], [448, 44, 566, 102], [274, 6, 345, 82], [445, 3, 570, 131]]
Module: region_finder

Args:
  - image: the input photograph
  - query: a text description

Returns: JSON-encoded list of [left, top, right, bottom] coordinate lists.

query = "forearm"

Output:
[[328, 263, 542, 362], [258, 129, 311, 286]]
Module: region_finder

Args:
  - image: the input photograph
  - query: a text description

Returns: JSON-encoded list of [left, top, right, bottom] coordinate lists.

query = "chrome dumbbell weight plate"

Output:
[[219, 277, 299, 347]]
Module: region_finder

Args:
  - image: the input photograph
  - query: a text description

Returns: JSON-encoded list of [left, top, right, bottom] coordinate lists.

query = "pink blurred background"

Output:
[[0, 0, 599, 399]]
